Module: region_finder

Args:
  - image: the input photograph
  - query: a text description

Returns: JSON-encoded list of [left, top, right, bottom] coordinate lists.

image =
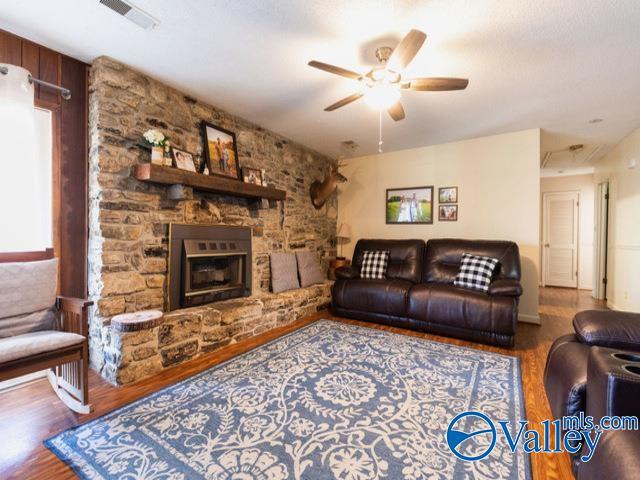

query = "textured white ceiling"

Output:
[[1, 0, 639, 162]]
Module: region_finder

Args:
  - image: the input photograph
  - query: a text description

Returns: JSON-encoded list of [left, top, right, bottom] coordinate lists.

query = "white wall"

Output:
[[337, 129, 541, 323], [594, 127, 640, 312], [540, 174, 595, 290]]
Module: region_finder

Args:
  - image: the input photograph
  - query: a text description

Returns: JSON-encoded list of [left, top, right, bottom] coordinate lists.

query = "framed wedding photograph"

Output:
[[439, 186, 458, 204], [386, 186, 433, 224], [171, 147, 196, 172], [201, 121, 241, 180], [439, 204, 458, 221], [242, 167, 263, 186]]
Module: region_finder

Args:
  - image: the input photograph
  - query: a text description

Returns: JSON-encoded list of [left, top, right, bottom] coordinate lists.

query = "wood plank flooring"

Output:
[[0, 287, 604, 479]]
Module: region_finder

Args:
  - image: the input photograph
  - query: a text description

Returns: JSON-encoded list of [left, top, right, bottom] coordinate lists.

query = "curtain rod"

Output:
[[0, 65, 71, 100]]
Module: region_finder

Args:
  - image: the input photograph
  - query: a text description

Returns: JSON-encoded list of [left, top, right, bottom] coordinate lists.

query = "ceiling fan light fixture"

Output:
[[364, 83, 400, 110]]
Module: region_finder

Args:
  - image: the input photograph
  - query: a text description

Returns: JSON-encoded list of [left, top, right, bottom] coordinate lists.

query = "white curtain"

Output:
[[0, 103, 52, 252]]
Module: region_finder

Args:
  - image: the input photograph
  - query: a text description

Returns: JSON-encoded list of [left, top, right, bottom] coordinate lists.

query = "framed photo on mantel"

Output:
[[201, 121, 241, 180], [386, 186, 434, 224]]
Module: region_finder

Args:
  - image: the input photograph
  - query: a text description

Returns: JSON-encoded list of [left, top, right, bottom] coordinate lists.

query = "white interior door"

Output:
[[543, 191, 579, 288]]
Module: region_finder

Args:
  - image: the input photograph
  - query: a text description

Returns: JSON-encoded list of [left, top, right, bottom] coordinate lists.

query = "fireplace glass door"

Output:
[[184, 254, 245, 298]]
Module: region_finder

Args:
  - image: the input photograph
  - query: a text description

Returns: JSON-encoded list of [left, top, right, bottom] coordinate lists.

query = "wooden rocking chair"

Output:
[[0, 257, 93, 413]]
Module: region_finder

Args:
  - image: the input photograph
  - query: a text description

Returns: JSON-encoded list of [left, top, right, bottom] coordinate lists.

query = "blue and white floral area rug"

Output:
[[46, 320, 530, 479]]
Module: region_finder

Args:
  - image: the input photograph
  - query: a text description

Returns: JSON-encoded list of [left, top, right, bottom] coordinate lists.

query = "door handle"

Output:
[[544, 243, 550, 247]]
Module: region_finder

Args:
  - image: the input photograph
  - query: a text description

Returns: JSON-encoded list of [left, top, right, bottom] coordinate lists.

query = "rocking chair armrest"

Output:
[[57, 296, 93, 315]]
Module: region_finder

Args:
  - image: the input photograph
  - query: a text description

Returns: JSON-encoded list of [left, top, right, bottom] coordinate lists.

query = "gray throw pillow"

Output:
[[270, 252, 300, 293], [295, 251, 325, 287]]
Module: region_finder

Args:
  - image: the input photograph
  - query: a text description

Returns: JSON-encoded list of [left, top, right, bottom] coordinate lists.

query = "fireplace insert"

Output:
[[168, 224, 252, 310]]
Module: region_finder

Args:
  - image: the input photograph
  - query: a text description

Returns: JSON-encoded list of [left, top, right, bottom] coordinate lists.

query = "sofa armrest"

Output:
[[56, 296, 93, 337], [335, 266, 359, 280], [487, 279, 522, 297], [574, 310, 640, 350]]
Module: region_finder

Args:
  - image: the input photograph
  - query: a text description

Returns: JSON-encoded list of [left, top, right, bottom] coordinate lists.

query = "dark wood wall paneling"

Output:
[[0, 29, 89, 297]]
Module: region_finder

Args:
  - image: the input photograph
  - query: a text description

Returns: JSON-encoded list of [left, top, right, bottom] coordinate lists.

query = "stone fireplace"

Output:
[[168, 224, 252, 310], [87, 57, 336, 384]]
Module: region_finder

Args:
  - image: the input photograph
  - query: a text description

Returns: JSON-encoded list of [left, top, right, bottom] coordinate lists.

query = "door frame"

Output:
[[542, 190, 580, 288], [593, 181, 609, 300]]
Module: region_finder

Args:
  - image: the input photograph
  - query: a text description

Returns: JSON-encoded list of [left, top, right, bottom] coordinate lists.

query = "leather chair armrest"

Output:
[[487, 279, 523, 297], [574, 310, 640, 350], [578, 429, 640, 480], [335, 266, 359, 280]]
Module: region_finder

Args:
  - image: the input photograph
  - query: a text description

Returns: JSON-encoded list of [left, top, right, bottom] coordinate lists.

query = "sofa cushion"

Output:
[[407, 283, 516, 335], [360, 250, 389, 279], [270, 252, 300, 293], [0, 258, 58, 318], [573, 310, 640, 351], [0, 330, 84, 364], [332, 278, 412, 317], [295, 251, 325, 287], [352, 239, 424, 283], [453, 253, 499, 292], [543, 334, 589, 419], [0, 307, 56, 338], [424, 239, 520, 284]]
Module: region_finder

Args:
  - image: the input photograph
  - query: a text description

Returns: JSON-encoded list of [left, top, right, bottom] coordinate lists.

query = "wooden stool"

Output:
[[111, 310, 164, 333]]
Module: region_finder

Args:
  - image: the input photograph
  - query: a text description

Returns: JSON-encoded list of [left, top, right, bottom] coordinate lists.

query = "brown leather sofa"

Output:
[[544, 309, 640, 479], [331, 238, 523, 347]]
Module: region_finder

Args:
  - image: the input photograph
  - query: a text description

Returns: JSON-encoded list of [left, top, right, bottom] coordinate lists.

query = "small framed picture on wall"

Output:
[[439, 204, 458, 221], [438, 186, 458, 204]]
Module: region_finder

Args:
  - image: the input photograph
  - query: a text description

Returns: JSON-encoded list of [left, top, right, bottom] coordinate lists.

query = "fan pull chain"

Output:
[[378, 110, 383, 153]]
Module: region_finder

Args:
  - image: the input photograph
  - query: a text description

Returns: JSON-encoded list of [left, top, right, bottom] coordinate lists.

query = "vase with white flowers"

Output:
[[142, 129, 169, 165]]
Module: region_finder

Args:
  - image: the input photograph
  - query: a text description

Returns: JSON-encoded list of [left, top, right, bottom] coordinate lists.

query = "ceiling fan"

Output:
[[308, 29, 468, 121]]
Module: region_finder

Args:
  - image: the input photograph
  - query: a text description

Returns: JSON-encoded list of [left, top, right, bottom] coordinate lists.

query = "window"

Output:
[[0, 107, 53, 253]]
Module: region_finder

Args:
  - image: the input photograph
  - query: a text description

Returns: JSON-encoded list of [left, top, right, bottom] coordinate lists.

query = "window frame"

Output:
[[0, 99, 62, 263]]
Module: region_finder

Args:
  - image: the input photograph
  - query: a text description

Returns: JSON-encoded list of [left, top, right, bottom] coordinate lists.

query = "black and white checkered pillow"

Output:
[[360, 250, 390, 279], [453, 253, 499, 292]]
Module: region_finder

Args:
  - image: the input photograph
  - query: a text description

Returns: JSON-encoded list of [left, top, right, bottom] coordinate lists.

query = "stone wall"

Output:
[[88, 56, 337, 378], [103, 283, 331, 385]]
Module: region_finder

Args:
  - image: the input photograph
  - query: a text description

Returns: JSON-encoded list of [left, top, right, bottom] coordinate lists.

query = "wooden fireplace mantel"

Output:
[[133, 164, 287, 201]]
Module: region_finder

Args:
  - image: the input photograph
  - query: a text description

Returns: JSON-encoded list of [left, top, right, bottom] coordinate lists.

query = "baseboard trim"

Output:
[[0, 370, 46, 392], [518, 313, 541, 325], [606, 301, 623, 311]]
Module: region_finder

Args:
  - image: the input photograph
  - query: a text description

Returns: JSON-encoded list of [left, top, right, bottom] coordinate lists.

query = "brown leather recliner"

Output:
[[331, 238, 523, 347], [544, 309, 640, 479]]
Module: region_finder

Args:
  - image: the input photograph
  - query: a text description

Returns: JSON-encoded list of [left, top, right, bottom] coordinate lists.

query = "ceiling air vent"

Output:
[[99, 0, 159, 30]]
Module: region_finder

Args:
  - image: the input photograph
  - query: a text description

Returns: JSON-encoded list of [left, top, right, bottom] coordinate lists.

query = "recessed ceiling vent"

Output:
[[99, 0, 159, 30]]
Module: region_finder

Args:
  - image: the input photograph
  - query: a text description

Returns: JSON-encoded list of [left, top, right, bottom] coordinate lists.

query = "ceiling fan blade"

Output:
[[308, 60, 362, 80], [404, 77, 469, 91], [388, 101, 405, 121], [324, 93, 363, 111], [387, 29, 427, 72]]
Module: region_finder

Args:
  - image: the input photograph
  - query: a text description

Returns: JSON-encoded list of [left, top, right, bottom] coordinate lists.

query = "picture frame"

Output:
[[171, 147, 196, 172], [439, 186, 458, 204], [439, 204, 458, 221], [201, 121, 241, 180], [386, 186, 434, 224], [242, 167, 263, 186]]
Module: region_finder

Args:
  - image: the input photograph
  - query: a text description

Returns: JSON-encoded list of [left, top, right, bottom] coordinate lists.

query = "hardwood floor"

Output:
[[0, 287, 604, 479]]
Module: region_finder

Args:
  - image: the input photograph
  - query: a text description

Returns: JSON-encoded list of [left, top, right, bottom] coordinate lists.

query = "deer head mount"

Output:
[[309, 162, 347, 209]]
